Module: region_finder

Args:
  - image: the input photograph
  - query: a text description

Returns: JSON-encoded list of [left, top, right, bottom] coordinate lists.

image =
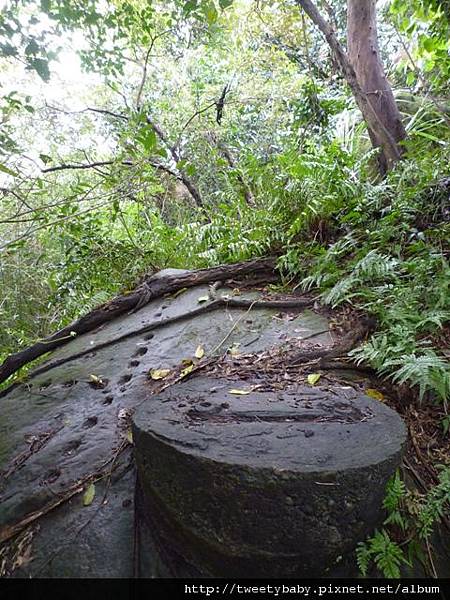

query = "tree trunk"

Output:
[[295, 0, 406, 173], [147, 117, 204, 207], [347, 0, 406, 174]]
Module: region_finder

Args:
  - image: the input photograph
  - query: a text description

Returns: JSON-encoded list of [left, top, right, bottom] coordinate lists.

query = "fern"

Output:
[[387, 353, 450, 402], [356, 530, 406, 578], [383, 471, 407, 530], [418, 466, 450, 539], [353, 250, 399, 280]]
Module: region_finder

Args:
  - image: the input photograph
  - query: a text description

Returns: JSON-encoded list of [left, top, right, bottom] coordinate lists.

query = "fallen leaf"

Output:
[[197, 295, 209, 303], [83, 483, 96, 507], [229, 343, 241, 357], [180, 364, 194, 378], [181, 358, 193, 367], [195, 345, 205, 359], [229, 388, 252, 395], [307, 373, 321, 385], [88, 373, 105, 389], [126, 429, 133, 444], [366, 388, 385, 402], [149, 368, 171, 380]]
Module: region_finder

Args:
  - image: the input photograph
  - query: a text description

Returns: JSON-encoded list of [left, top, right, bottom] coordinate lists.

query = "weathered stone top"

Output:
[[0, 277, 332, 577], [133, 377, 407, 473]]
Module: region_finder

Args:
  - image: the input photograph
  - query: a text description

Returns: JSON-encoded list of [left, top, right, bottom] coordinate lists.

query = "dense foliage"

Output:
[[0, 0, 449, 577]]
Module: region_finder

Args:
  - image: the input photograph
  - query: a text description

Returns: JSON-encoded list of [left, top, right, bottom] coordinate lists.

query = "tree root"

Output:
[[0, 257, 278, 387], [25, 295, 315, 383], [290, 316, 377, 366]]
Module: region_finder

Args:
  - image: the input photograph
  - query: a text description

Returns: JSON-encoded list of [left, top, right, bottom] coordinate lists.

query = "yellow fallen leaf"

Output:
[[229, 343, 241, 357], [366, 388, 385, 402], [307, 373, 321, 385], [126, 429, 133, 444], [195, 345, 205, 359], [181, 358, 193, 367], [83, 483, 96, 507], [180, 364, 194, 378], [149, 368, 171, 380], [229, 388, 252, 395]]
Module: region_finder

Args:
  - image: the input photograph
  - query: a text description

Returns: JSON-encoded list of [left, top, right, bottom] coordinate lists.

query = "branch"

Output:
[[45, 103, 128, 121], [146, 117, 204, 207], [40, 159, 181, 180], [176, 101, 217, 143], [136, 30, 172, 110], [295, 0, 402, 166], [41, 160, 133, 173]]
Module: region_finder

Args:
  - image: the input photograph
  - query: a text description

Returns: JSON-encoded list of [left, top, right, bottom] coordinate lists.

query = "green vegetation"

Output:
[[357, 466, 450, 577], [0, 0, 449, 577]]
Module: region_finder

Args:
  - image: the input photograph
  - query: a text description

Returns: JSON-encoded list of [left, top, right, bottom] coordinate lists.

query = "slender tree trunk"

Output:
[[347, 0, 406, 174], [147, 117, 204, 207], [295, 0, 406, 173], [215, 139, 256, 206]]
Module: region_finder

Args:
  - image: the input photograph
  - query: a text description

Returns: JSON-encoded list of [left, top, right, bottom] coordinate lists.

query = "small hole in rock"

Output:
[[63, 439, 81, 455], [119, 373, 133, 384], [63, 380, 77, 388], [41, 468, 61, 485], [103, 395, 114, 405], [200, 401, 212, 407], [128, 360, 140, 367], [144, 333, 154, 341], [83, 416, 98, 429], [88, 377, 108, 390], [134, 346, 148, 356], [39, 379, 52, 389]]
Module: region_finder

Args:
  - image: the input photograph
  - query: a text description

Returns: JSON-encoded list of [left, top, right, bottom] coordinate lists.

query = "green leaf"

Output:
[[83, 483, 96, 506], [307, 373, 321, 385], [0, 164, 18, 177], [24, 40, 40, 56], [28, 58, 50, 81], [202, 2, 218, 24], [183, 0, 198, 16], [137, 126, 157, 152], [39, 153, 52, 165]]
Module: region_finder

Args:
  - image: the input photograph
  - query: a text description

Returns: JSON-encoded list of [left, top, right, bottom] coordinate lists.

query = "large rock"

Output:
[[133, 377, 407, 577], [0, 278, 330, 577]]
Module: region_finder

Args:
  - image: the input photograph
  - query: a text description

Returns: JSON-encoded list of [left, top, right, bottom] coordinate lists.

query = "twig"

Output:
[[210, 300, 258, 355]]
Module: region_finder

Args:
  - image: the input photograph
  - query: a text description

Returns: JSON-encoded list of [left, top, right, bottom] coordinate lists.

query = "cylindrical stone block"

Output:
[[133, 377, 406, 577]]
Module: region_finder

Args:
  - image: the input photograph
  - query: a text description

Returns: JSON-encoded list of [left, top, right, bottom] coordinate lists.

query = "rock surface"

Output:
[[0, 276, 331, 577], [133, 377, 407, 577]]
